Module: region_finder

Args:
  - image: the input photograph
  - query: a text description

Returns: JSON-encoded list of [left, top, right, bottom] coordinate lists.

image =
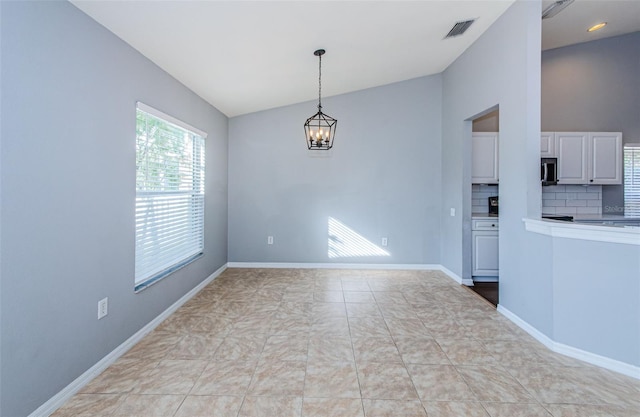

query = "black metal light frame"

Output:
[[304, 49, 337, 150]]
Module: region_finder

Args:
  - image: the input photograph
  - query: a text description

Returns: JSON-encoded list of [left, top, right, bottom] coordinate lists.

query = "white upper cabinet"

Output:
[[589, 132, 622, 184], [550, 131, 622, 185], [472, 132, 499, 184], [556, 132, 589, 184], [541, 132, 556, 157]]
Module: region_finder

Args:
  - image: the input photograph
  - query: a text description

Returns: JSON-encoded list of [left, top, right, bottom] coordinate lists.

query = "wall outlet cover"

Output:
[[98, 297, 108, 320]]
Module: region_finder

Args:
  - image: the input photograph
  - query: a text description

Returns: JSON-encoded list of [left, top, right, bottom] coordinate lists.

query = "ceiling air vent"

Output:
[[444, 19, 475, 39]]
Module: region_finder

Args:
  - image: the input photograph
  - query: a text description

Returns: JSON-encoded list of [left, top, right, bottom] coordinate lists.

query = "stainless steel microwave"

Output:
[[541, 158, 557, 186]]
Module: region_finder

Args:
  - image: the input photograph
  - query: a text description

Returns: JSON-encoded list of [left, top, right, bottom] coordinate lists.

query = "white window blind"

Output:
[[135, 103, 206, 291], [624, 143, 640, 217]]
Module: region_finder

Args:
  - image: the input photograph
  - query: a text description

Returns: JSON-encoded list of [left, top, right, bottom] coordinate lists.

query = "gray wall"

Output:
[[228, 76, 442, 264], [542, 32, 640, 214], [440, 1, 553, 333], [443, 6, 639, 369], [0, 2, 228, 416], [551, 237, 640, 366]]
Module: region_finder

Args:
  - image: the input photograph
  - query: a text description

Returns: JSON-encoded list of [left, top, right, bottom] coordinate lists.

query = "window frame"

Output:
[[623, 143, 640, 218], [134, 102, 207, 292]]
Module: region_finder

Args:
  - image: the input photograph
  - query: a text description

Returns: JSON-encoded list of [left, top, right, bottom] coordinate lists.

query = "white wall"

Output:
[[228, 76, 443, 265], [0, 2, 228, 416], [542, 185, 602, 216]]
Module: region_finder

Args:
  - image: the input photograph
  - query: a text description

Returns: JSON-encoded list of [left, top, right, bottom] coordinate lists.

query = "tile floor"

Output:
[[53, 268, 640, 417]]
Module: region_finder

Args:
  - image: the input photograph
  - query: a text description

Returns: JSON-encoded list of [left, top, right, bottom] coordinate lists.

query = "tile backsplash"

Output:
[[472, 184, 498, 213], [542, 185, 602, 215]]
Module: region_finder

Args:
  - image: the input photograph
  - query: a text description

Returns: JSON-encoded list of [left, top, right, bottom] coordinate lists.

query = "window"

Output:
[[624, 143, 640, 217], [135, 103, 206, 291]]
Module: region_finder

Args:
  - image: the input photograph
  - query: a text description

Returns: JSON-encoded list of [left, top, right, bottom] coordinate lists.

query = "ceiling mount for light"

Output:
[[304, 49, 337, 150], [541, 0, 574, 19]]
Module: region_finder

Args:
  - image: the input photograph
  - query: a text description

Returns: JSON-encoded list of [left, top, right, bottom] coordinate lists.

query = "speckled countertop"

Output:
[[471, 212, 498, 219], [571, 214, 640, 221], [540, 213, 640, 228]]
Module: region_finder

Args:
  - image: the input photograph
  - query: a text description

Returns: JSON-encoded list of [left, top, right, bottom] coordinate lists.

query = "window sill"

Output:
[[134, 252, 203, 293]]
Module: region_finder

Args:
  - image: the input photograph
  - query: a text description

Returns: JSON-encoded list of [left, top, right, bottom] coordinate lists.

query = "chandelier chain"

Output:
[[318, 53, 322, 110]]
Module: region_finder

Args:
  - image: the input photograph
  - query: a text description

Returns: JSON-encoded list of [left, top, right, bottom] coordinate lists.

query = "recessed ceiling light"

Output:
[[588, 22, 607, 32]]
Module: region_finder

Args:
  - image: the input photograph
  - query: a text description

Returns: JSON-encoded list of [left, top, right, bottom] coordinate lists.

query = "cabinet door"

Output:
[[589, 132, 622, 184], [472, 231, 499, 276], [556, 132, 588, 184], [541, 132, 556, 157], [471, 132, 499, 184]]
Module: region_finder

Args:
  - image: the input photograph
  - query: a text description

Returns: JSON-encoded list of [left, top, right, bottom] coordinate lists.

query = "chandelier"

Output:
[[304, 49, 337, 150]]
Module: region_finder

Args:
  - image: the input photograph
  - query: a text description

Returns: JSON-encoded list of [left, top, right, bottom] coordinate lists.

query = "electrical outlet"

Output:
[[450, 208, 456, 217], [381, 237, 388, 247], [267, 236, 274, 245], [98, 297, 108, 320]]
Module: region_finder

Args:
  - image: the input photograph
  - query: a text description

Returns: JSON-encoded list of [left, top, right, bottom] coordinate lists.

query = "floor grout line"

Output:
[[51, 268, 640, 417]]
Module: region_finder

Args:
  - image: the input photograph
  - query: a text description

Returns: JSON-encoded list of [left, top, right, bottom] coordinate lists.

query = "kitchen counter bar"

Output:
[[525, 217, 640, 245], [521, 217, 640, 377]]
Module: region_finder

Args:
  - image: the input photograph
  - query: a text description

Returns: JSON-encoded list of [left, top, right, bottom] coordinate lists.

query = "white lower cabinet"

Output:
[[472, 219, 499, 277]]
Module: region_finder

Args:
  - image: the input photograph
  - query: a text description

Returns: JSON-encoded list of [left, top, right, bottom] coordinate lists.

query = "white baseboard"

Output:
[[226, 262, 441, 270], [434, 265, 466, 285], [29, 263, 228, 417], [497, 304, 554, 348], [226, 262, 466, 286], [498, 305, 640, 380]]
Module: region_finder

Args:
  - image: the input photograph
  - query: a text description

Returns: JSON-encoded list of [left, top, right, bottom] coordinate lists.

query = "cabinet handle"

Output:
[[590, 179, 593, 182], [491, 224, 495, 227]]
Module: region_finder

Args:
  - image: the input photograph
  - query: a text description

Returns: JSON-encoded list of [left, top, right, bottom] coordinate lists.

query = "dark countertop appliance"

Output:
[[542, 215, 574, 222], [541, 157, 558, 186], [488, 196, 499, 215]]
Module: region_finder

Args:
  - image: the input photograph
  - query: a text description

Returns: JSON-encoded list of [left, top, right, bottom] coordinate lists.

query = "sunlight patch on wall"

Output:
[[328, 217, 391, 258]]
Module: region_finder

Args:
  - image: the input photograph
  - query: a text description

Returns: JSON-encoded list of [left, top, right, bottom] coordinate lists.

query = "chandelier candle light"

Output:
[[304, 49, 337, 150]]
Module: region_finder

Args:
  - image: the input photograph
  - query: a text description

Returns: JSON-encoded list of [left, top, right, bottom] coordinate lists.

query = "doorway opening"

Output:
[[469, 108, 499, 307]]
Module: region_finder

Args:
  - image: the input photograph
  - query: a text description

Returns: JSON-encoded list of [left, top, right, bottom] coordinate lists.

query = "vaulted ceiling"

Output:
[[71, 1, 640, 117]]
